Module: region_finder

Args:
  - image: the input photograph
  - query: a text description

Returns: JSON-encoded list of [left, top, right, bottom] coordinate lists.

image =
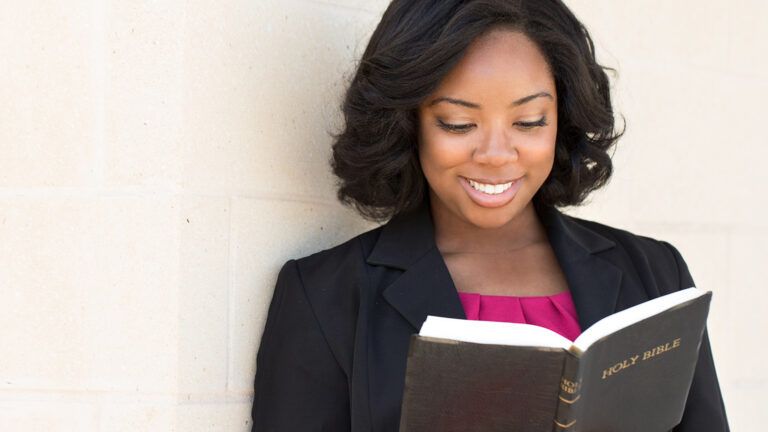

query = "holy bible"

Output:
[[398, 287, 712, 432]]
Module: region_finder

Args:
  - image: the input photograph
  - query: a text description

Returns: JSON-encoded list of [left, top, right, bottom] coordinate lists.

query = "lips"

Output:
[[459, 175, 524, 208], [462, 176, 522, 185]]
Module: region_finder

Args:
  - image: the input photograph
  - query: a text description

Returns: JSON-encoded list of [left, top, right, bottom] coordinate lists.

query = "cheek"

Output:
[[419, 132, 469, 175], [517, 133, 557, 180]]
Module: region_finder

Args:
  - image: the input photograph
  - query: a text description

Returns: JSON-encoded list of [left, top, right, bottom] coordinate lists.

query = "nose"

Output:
[[472, 122, 519, 166]]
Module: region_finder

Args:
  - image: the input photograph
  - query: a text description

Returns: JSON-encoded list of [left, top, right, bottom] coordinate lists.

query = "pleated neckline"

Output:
[[457, 290, 582, 342]]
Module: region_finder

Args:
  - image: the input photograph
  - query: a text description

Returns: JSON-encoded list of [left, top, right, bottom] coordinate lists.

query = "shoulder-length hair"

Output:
[[330, 0, 624, 222]]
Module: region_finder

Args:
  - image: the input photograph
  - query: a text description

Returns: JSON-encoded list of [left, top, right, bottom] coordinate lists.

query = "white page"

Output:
[[572, 287, 705, 352], [419, 315, 571, 349], [419, 287, 707, 354]]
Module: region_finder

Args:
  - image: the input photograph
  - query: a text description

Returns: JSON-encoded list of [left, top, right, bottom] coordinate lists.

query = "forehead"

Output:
[[433, 29, 555, 98]]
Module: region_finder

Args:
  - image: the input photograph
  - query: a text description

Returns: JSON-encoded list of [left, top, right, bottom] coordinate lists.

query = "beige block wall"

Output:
[[565, 2, 767, 430], [0, 0, 762, 430]]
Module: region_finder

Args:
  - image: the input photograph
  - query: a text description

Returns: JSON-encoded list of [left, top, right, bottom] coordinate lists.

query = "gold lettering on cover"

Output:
[[642, 337, 682, 361], [559, 377, 581, 394], [601, 354, 640, 379], [601, 337, 682, 380]]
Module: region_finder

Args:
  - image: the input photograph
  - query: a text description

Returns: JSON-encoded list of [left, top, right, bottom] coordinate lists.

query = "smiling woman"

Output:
[[251, 1, 730, 431], [328, 1, 621, 225], [418, 30, 558, 230]]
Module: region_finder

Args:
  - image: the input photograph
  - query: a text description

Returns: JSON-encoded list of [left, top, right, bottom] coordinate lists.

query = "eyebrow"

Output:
[[428, 91, 554, 109]]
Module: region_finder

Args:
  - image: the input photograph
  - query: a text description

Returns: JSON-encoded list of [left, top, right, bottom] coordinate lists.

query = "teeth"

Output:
[[468, 178, 513, 195]]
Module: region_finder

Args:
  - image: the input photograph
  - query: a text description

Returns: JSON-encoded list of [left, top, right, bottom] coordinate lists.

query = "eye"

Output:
[[436, 119, 474, 134], [515, 117, 548, 130], [436, 117, 549, 134]]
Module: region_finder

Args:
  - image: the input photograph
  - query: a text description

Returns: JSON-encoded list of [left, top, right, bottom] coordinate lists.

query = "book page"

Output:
[[419, 287, 708, 354], [572, 287, 706, 352], [419, 316, 572, 349]]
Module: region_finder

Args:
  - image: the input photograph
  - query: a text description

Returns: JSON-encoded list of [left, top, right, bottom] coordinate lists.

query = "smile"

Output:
[[459, 176, 523, 208], [466, 178, 513, 195]]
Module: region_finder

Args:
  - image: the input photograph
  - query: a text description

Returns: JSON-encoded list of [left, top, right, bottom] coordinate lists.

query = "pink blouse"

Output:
[[457, 291, 582, 342]]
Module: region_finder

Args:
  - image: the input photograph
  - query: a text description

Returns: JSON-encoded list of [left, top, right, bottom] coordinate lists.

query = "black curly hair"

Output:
[[330, 0, 624, 222]]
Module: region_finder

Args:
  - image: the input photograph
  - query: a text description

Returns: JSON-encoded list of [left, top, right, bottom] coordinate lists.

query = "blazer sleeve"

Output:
[[251, 259, 351, 432], [661, 241, 730, 432]]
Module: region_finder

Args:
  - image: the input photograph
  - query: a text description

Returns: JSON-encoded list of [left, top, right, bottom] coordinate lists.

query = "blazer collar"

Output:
[[366, 198, 624, 332]]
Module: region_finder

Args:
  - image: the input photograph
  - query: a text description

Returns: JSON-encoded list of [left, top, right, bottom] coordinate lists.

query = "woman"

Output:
[[251, 1, 730, 431]]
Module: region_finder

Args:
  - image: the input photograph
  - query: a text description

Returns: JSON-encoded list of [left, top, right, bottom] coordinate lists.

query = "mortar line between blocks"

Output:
[[226, 195, 234, 392], [90, 0, 106, 190], [0, 188, 341, 207]]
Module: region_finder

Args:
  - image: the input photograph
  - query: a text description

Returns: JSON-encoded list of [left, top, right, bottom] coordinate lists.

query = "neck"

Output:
[[430, 194, 547, 255]]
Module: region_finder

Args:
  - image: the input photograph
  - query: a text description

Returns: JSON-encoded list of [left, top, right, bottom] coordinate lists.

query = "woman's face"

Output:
[[418, 29, 558, 230]]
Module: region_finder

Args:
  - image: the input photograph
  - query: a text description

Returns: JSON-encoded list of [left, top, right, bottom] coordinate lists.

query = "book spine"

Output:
[[552, 352, 581, 432]]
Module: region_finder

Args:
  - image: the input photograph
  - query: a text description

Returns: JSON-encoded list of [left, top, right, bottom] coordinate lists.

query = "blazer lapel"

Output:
[[366, 198, 625, 332], [537, 205, 624, 330], [366, 199, 467, 329]]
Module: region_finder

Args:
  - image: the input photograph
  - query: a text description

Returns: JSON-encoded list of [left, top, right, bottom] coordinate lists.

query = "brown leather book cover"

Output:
[[398, 290, 712, 432]]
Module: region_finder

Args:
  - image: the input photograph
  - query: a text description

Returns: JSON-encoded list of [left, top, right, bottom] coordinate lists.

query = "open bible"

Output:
[[398, 287, 712, 432]]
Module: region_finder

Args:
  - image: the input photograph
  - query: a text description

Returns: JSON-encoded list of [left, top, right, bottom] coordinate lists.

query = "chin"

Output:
[[463, 206, 518, 229]]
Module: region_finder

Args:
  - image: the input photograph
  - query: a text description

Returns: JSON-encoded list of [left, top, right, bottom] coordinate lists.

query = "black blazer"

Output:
[[251, 199, 730, 432]]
